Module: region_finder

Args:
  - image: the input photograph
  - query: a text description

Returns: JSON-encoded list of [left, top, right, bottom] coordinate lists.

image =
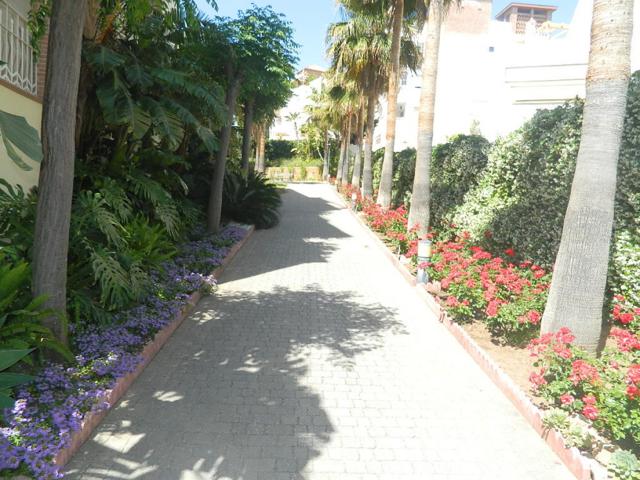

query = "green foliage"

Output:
[[0, 180, 37, 263], [222, 172, 282, 229], [270, 157, 323, 169], [430, 134, 490, 228], [610, 450, 640, 480], [0, 109, 43, 171], [447, 71, 640, 313], [371, 147, 415, 207], [450, 101, 583, 265], [0, 348, 33, 411], [0, 262, 71, 362], [267, 139, 298, 161]]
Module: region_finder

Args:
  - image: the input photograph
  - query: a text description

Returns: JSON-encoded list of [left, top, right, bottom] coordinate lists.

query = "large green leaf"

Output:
[[0, 348, 33, 371], [0, 263, 29, 312], [0, 372, 33, 389], [0, 392, 15, 409], [0, 110, 43, 170]]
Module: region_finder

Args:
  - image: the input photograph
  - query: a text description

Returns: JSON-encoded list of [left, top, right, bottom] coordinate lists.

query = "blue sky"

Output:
[[196, 1, 580, 69]]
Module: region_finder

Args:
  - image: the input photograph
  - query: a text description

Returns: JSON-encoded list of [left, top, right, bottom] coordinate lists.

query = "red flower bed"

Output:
[[529, 327, 640, 453], [426, 233, 551, 344]]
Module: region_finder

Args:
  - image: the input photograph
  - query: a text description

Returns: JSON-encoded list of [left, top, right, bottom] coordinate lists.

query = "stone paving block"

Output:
[[65, 184, 574, 480]]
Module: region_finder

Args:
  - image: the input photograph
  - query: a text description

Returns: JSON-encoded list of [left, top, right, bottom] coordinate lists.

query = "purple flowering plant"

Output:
[[0, 225, 247, 479]]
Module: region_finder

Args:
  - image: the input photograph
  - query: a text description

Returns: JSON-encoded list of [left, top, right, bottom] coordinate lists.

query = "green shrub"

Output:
[[430, 134, 490, 228], [371, 147, 416, 207], [449, 72, 640, 311], [450, 101, 583, 265], [266, 139, 298, 162], [222, 171, 282, 229]]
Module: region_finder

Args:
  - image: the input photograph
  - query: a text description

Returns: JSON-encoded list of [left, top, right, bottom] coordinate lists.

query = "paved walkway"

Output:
[[67, 184, 573, 480]]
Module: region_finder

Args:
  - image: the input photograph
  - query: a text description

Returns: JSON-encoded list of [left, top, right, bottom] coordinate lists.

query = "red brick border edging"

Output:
[[329, 186, 607, 480], [54, 225, 255, 468]]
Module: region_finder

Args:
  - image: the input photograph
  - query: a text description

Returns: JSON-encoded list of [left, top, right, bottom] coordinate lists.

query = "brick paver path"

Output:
[[68, 184, 573, 480]]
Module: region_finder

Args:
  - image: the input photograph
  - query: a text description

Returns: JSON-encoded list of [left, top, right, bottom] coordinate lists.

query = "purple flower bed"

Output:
[[0, 225, 248, 479]]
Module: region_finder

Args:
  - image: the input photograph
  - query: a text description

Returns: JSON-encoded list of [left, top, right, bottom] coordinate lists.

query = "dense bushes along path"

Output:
[[67, 184, 572, 480]]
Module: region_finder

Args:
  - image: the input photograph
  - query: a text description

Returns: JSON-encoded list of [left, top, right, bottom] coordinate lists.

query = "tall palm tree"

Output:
[[306, 85, 340, 180], [327, 6, 419, 194], [351, 100, 366, 187], [540, 0, 634, 353], [407, 0, 458, 234], [376, 0, 404, 207]]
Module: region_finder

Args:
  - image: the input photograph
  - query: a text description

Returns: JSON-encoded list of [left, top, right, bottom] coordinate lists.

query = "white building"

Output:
[[373, 0, 640, 150], [271, 65, 326, 141]]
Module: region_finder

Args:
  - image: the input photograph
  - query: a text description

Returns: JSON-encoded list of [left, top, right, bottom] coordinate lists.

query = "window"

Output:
[[0, 1, 37, 95], [400, 70, 408, 86], [397, 103, 406, 118]]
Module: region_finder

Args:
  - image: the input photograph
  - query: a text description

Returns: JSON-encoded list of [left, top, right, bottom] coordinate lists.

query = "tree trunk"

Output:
[[32, 0, 88, 344], [257, 125, 266, 173], [407, 0, 443, 236], [351, 102, 365, 188], [376, 0, 404, 208], [207, 75, 241, 233], [336, 124, 346, 185], [342, 115, 352, 184], [540, 0, 634, 353], [240, 99, 254, 175], [362, 87, 377, 198], [322, 129, 330, 180]]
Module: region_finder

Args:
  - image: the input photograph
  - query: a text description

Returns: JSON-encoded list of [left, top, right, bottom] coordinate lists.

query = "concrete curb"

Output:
[[329, 186, 604, 480], [54, 225, 255, 468]]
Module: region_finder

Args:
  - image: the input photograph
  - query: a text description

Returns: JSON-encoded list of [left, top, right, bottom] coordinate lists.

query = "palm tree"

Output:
[[540, 0, 634, 353], [376, 0, 404, 208], [407, 0, 458, 234], [286, 111, 301, 140], [326, 6, 419, 194], [351, 100, 366, 187]]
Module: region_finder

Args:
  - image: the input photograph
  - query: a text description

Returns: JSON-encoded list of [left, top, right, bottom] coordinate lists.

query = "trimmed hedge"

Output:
[[448, 71, 640, 307], [430, 134, 490, 228]]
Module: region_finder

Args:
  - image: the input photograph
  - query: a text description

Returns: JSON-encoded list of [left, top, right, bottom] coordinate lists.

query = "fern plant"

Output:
[[0, 262, 71, 362], [222, 172, 282, 229]]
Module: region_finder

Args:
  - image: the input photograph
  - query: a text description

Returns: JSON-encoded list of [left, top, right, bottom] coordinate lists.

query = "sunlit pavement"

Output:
[[67, 183, 573, 480]]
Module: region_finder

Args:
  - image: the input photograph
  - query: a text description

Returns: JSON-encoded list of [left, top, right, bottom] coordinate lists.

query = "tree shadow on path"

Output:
[[225, 187, 351, 282], [66, 286, 406, 480]]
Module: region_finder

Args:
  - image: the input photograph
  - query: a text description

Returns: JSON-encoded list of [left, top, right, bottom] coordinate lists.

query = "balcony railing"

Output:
[[0, 1, 37, 96]]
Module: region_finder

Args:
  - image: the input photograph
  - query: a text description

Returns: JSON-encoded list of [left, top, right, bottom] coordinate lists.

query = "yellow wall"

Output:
[[0, 83, 42, 190]]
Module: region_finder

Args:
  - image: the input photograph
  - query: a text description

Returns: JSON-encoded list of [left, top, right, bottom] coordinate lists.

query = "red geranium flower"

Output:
[[560, 393, 574, 405], [582, 405, 598, 420]]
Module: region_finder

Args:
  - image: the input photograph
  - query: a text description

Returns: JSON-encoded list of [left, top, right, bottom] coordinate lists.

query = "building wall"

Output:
[[373, 0, 640, 151], [0, 83, 42, 189], [0, 0, 45, 189], [271, 75, 324, 141]]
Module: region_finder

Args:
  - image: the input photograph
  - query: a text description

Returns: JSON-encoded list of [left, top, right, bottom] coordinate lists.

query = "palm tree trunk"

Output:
[[240, 99, 254, 175], [336, 123, 346, 185], [323, 129, 330, 180], [352, 102, 365, 188], [32, 0, 88, 344], [362, 87, 377, 198], [408, 0, 444, 235], [376, 0, 404, 208], [540, 0, 634, 353], [208, 75, 241, 233], [342, 114, 353, 183]]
